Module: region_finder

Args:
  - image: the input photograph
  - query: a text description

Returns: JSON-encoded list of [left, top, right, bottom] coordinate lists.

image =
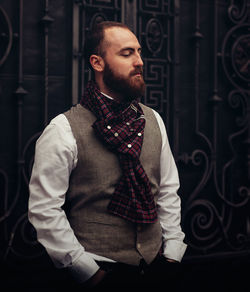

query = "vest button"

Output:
[[107, 125, 111, 130], [137, 243, 141, 249], [137, 132, 142, 136], [127, 144, 132, 148]]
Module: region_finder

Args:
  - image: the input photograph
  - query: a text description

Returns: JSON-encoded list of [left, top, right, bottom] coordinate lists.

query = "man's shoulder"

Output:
[[64, 104, 96, 128], [64, 103, 84, 115], [64, 104, 93, 118], [49, 113, 68, 126]]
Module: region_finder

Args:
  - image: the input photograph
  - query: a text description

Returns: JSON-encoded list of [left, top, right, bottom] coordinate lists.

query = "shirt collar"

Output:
[[101, 92, 113, 100]]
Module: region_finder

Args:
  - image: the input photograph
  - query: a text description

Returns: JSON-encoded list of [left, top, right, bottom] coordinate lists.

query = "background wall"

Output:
[[0, 0, 249, 291]]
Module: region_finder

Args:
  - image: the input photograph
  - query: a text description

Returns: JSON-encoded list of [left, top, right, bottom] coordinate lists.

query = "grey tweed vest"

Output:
[[64, 103, 162, 265]]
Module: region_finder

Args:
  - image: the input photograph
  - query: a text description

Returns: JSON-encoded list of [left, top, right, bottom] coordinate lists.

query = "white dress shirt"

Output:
[[28, 105, 187, 283]]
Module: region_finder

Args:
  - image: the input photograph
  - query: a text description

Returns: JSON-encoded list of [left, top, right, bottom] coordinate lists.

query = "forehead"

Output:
[[103, 27, 141, 51]]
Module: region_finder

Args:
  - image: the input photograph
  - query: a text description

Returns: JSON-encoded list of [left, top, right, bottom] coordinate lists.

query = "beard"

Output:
[[102, 61, 146, 102]]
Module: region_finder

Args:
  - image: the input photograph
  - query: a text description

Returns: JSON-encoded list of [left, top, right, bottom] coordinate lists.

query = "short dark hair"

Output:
[[83, 21, 130, 69]]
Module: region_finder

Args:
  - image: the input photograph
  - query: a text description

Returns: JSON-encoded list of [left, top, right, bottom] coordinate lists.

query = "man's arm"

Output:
[[153, 110, 187, 262], [28, 114, 99, 283]]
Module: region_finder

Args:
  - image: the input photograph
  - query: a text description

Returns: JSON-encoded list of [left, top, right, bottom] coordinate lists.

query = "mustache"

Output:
[[130, 68, 143, 76]]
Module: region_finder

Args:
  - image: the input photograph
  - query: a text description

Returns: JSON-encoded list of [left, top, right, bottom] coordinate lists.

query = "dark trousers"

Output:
[[92, 255, 181, 290]]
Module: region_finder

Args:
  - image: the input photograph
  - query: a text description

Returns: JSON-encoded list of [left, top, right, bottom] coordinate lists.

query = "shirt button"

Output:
[[107, 125, 111, 130], [137, 132, 142, 136], [114, 132, 119, 137], [127, 144, 132, 148], [126, 122, 130, 126]]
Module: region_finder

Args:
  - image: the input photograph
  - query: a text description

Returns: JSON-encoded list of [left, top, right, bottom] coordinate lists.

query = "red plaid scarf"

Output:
[[80, 81, 157, 223]]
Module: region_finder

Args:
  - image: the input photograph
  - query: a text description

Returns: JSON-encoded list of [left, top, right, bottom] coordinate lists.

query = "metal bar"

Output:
[[41, 0, 54, 126], [72, 2, 80, 105], [121, 0, 137, 32], [211, 0, 223, 203], [2, 0, 28, 257], [172, 0, 180, 157], [17, 0, 24, 159], [44, 0, 49, 126], [211, 0, 222, 149]]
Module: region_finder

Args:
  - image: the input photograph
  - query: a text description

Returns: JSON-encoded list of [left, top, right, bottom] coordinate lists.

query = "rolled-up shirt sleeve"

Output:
[[28, 114, 99, 283], [153, 110, 187, 262]]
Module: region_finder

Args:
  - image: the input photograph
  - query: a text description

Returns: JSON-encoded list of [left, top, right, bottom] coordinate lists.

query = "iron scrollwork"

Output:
[[1, 0, 249, 267], [137, 0, 170, 126], [222, 24, 250, 90], [181, 0, 250, 257], [146, 18, 164, 55], [228, 0, 248, 24], [1, 0, 54, 263], [0, 5, 13, 67]]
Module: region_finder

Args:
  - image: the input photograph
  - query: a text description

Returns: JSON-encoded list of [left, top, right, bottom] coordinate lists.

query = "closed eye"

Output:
[[119, 47, 142, 57], [120, 50, 133, 57]]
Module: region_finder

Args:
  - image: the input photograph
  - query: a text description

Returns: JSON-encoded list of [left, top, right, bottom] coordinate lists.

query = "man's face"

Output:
[[101, 27, 145, 102]]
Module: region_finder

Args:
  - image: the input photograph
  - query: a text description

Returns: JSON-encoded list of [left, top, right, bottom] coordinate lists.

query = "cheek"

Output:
[[107, 57, 132, 75], [116, 63, 131, 76]]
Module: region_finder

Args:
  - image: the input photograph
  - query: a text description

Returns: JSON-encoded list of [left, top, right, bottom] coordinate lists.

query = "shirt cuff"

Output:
[[67, 253, 100, 283], [162, 239, 187, 262]]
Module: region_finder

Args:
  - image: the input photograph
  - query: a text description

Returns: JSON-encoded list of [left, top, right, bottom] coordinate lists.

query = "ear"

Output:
[[89, 54, 104, 72]]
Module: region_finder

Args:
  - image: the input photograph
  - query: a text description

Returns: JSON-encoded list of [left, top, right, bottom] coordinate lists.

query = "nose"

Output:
[[134, 52, 144, 67]]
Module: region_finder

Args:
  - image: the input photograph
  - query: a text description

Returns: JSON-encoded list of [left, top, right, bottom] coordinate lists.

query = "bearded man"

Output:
[[28, 21, 187, 289]]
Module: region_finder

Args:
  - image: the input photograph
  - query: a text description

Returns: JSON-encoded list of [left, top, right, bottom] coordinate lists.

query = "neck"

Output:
[[101, 86, 125, 103], [95, 77, 125, 103]]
